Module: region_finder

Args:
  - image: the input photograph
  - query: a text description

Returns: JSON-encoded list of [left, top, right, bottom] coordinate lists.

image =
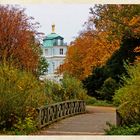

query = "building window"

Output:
[[58, 39, 61, 46], [60, 48, 63, 55], [53, 39, 57, 46], [45, 49, 48, 56]]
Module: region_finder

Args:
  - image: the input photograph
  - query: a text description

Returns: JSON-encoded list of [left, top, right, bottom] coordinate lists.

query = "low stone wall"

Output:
[[36, 100, 86, 128]]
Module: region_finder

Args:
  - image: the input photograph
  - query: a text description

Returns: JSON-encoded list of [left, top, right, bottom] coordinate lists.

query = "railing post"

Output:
[[83, 100, 86, 112], [36, 108, 42, 129]]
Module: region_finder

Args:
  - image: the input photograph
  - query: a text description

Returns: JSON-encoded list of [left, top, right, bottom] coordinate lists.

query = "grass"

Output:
[[91, 100, 114, 107], [85, 96, 114, 107]]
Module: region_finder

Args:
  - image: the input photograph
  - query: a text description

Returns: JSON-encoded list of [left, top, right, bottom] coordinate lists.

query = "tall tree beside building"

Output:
[[0, 5, 41, 74], [59, 5, 140, 80], [84, 5, 140, 99]]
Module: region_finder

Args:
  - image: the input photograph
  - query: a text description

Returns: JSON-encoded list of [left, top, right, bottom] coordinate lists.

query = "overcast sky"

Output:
[[22, 4, 93, 44], [2, 1, 137, 44]]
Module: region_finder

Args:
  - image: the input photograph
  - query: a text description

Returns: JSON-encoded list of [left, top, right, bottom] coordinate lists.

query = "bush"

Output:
[[43, 80, 64, 104], [105, 123, 140, 135], [61, 74, 87, 100], [97, 77, 119, 101], [85, 96, 113, 106], [85, 96, 97, 105], [92, 100, 113, 106], [43, 74, 87, 103], [0, 64, 46, 129], [12, 117, 36, 135], [12, 107, 37, 135], [113, 63, 140, 124], [83, 66, 108, 98]]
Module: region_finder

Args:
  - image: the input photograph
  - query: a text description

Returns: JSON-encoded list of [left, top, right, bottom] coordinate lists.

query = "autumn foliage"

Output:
[[0, 5, 41, 73], [58, 5, 140, 80]]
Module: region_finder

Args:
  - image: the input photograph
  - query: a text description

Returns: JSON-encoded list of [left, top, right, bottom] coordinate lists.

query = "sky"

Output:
[[1, 1, 139, 44], [22, 4, 92, 44]]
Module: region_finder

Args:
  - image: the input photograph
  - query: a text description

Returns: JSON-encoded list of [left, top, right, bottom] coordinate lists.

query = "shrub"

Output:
[[97, 77, 119, 101], [0, 64, 46, 129], [92, 100, 113, 106], [85, 96, 113, 106], [43, 74, 87, 103], [83, 66, 108, 98], [85, 96, 97, 105], [43, 80, 64, 104], [105, 123, 140, 135], [113, 63, 140, 124], [61, 74, 87, 100], [12, 117, 36, 135]]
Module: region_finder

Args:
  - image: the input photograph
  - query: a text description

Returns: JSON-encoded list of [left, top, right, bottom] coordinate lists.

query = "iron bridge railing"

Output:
[[36, 100, 86, 128]]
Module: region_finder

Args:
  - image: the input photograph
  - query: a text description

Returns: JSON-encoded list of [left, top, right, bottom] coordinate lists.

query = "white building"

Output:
[[41, 25, 68, 81]]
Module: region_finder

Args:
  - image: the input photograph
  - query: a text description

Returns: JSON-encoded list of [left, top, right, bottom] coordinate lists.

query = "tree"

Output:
[[58, 5, 140, 100], [0, 5, 41, 74], [83, 5, 140, 99], [37, 56, 48, 77], [89, 5, 140, 40], [96, 77, 118, 101], [84, 35, 140, 100], [58, 30, 119, 80], [106, 35, 140, 80], [83, 66, 108, 98]]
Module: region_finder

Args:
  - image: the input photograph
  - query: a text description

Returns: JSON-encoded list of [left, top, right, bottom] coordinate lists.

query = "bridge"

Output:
[[34, 100, 116, 135]]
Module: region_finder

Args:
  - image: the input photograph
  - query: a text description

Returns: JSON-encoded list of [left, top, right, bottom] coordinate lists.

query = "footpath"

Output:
[[33, 106, 116, 135]]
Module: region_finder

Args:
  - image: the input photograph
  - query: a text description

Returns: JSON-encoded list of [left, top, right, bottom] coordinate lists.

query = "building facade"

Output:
[[41, 25, 67, 81]]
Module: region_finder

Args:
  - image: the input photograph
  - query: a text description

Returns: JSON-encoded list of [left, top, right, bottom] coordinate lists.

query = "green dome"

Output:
[[47, 33, 60, 39], [44, 33, 63, 40], [43, 33, 64, 47]]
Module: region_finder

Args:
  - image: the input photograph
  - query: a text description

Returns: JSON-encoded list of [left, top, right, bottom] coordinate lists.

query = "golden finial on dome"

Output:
[[52, 24, 55, 33]]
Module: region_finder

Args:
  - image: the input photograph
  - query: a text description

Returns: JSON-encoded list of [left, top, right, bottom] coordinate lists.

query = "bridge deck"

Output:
[[33, 106, 116, 135]]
